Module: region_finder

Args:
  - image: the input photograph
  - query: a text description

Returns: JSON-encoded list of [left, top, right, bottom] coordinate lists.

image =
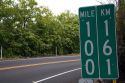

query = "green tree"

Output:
[[0, 0, 79, 58], [56, 11, 79, 54]]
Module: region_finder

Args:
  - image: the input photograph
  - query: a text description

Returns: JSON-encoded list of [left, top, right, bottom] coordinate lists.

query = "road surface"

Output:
[[0, 56, 81, 83]]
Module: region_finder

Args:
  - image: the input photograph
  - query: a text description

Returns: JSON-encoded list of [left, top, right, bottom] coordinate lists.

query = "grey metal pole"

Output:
[[1, 46, 2, 59], [56, 47, 57, 56]]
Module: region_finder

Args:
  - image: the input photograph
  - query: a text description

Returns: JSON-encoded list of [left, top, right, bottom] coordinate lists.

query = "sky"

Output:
[[36, 0, 101, 15]]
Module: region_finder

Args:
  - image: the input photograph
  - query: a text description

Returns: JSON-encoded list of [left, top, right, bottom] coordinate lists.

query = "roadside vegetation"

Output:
[[0, 0, 79, 58]]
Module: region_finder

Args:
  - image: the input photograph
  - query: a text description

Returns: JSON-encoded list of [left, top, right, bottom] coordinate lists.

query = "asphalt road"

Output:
[[0, 56, 81, 83]]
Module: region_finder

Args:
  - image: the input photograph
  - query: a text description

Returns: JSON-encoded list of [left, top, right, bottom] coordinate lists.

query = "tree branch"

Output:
[[96, 0, 105, 4]]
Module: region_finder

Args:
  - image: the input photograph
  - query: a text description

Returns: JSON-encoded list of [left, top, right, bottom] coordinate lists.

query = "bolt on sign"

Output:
[[79, 4, 119, 79]]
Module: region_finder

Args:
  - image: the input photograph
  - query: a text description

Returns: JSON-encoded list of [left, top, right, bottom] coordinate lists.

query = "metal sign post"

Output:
[[1, 46, 2, 59]]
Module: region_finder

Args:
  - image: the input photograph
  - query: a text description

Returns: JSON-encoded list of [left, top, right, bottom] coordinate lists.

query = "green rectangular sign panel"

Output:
[[97, 4, 119, 79], [79, 4, 119, 79], [79, 6, 99, 78]]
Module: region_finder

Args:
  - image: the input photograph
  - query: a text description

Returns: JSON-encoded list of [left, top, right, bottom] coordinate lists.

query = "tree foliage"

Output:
[[0, 0, 79, 58]]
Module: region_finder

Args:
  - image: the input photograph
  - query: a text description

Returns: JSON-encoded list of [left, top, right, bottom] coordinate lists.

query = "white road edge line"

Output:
[[33, 68, 81, 83]]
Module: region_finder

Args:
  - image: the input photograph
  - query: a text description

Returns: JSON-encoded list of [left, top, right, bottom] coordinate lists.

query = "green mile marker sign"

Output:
[[79, 4, 119, 79]]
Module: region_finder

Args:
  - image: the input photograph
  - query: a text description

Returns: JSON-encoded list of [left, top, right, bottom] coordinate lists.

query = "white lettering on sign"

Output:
[[80, 10, 95, 18], [101, 9, 110, 16], [103, 40, 112, 56], [106, 59, 111, 75], [85, 40, 94, 56], [85, 59, 95, 75], [86, 21, 90, 37]]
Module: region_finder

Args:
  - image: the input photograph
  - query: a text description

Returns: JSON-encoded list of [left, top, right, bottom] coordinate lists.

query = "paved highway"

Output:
[[0, 56, 81, 83]]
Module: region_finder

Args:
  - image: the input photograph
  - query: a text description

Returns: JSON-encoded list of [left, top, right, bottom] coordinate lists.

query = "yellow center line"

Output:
[[0, 59, 80, 71]]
